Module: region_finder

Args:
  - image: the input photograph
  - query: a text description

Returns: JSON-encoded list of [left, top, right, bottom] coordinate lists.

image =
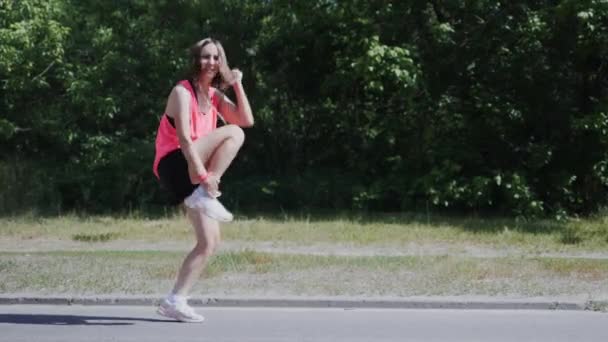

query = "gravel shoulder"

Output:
[[2, 237, 608, 260]]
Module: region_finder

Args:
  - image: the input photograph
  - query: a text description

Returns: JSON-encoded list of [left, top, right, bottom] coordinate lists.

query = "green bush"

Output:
[[1, 0, 606, 217]]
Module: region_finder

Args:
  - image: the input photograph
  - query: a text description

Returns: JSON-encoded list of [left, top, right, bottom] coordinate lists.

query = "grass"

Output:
[[1, 212, 607, 298], [1, 250, 607, 298], [1, 212, 607, 253]]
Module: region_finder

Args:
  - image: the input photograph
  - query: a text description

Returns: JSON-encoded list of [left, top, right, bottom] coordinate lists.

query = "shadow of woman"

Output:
[[0, 314, 176, 326]]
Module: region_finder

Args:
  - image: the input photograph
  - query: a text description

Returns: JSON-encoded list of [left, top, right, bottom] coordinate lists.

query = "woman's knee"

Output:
[[225, 124, 245, 147], [195, 226, 221, 256], [193, 239, 218, 257]]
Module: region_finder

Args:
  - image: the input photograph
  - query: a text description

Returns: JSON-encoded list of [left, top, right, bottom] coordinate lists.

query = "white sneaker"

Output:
[[157, 298, 205, 323], [184, 186, 233, 222], [184, 186, 207, 208]]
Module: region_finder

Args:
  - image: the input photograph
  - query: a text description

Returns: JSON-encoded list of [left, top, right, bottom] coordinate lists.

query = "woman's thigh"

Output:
[[192, 125, 244, 164]]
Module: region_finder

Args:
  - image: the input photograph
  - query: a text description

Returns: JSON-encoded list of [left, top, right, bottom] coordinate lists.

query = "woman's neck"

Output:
[[196, 77, 211, 92]]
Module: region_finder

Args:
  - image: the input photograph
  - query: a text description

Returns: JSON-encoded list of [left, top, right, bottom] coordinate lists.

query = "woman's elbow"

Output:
[[241, 114, 254, 127]]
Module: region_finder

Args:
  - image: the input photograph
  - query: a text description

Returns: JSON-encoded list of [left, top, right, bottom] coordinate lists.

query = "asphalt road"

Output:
[[1, 305, 607, 342]]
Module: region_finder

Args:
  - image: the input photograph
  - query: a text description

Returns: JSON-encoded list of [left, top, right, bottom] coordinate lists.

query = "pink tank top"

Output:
[[153, 80, 219, 178]]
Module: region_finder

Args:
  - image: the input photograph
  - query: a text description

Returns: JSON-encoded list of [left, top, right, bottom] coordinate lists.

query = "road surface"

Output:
[[1, 305, 607, 341]]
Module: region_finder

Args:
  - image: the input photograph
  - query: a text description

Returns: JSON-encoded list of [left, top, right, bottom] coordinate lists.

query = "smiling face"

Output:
[[198, 42, 220, 82], [190, 38, 232, 89]]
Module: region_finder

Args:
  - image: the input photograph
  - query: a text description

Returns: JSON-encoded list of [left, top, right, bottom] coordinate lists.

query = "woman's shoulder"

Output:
[[175, 79, 193, 90], [171, 80, 194, 95], [167, 81, 193, 104]]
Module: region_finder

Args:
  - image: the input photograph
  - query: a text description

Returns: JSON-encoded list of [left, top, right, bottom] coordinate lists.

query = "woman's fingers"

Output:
[[202, 175, 222, 198], [230, 69, 243, 84]]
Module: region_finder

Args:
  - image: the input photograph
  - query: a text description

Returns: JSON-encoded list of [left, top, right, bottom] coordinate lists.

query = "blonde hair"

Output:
[[189, 38, 233, 90]]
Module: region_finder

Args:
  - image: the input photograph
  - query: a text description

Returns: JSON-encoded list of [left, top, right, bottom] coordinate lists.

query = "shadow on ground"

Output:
[[0, 314, 175, 326]]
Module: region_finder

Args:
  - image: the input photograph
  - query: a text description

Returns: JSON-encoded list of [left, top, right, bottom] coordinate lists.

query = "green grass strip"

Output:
[[2, 250, 607, 298]]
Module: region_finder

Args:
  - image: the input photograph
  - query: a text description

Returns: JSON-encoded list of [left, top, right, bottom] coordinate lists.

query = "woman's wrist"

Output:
[[199, 171, 213, 183]]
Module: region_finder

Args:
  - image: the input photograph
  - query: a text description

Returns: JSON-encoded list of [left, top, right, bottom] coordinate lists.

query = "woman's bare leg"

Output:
[[171, 206, 221, 296], [170, 124, 242, 294], [192, 124, 245, 179]]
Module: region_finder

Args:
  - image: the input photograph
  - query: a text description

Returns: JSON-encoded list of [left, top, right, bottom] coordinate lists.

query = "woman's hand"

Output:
[[201, 173, 221, 198], [217, 68, 254, 127], [189, 166, 221, 198], [229, 69, 243, 85]]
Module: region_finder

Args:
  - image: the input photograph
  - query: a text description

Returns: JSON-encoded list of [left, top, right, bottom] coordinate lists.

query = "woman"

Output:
[[152, 37, 254, 323]]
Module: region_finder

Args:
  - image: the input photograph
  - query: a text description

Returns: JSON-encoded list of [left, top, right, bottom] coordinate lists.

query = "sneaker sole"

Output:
[[157, 306, 205, 323], [203, 210, 233, 222], [183, 196, 234, 222], [199, 206, 233, 222], [182, 203, 233, 222]]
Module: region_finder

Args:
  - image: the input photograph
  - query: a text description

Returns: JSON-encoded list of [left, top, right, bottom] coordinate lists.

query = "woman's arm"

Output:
[[218, 69, 254, 127], [167, 85, 207, 183]]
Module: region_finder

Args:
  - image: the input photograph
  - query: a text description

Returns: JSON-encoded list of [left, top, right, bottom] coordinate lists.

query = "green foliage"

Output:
[[0, 0, 607, 217]]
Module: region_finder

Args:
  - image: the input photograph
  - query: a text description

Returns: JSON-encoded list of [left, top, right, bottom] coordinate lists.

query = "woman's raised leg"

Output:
[[183, 124, 245, 220], [192, 124, 245, 180]]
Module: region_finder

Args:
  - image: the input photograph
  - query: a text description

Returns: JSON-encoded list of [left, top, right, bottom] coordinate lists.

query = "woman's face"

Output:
[[199, 43, 220, 80]]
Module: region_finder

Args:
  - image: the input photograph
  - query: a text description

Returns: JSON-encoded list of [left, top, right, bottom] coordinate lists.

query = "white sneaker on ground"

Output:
[[157, 298, 205, 323], [184, 186, 233, 222]]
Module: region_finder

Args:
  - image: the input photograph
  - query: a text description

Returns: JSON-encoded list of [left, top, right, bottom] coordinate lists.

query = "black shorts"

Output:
[[157, 149, 197, 205]]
